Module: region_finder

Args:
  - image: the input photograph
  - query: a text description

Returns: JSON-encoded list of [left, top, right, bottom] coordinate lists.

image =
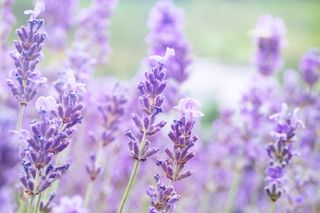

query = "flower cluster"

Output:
[[146, 174, 181, 213], [265, 103, 304, 202], [75, 0, 118, 65], [147, 0, 191, 83], [300, 48, 320, 86], [147, 98, 202, 211], [126, 48, 174, 161], [7, 7, 47, 105], [252, 15, 286, 76]]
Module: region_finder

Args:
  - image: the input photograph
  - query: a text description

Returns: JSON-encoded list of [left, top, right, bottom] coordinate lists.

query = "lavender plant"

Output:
[[265, 103, 304, 212], [117, 48, 174, 212], [6, 3, 47, 130], [251, 15, 286, 76], [1, 1, 319, 212], [147, 97, 203, 212]]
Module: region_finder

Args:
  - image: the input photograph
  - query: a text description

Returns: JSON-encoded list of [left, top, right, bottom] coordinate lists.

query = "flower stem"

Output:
[[269, 201, 275, 213], [16, 103, 26, 130], [33, 192, 42, 213], [83, 142, 104, 208], [225, 169, 242, 213], [117, 131, 147, 213], [117, 159, 140, 213], [26, 196, 35, 213]]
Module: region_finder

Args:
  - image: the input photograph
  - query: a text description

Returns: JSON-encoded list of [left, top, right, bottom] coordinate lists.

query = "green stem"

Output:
[[18, 200, 26, 213], [117, 159, 140, 213], [117, 130, 147, 213], [27, 196, 35, 213], [225, 169, 242, 213], [16, 103, 26, 130], [33, 192, 42, 213], [269, 201, 275, 213]]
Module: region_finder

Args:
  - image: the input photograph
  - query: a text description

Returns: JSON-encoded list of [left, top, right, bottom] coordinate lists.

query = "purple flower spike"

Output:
[[146, 174, 181, 213], [252, 15, 286, 76], [6, 4, 47, 105], [265, 103, 303, 202], [126, 48, 174, 161], [147, 0, 191, 83], [300, 48, 320, 86]]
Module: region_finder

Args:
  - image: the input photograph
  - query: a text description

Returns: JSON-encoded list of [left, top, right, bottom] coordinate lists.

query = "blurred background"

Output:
[[9, 0, 320, 126]]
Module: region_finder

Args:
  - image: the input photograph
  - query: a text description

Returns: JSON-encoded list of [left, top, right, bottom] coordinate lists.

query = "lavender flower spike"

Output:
[[118, 48, 174, 213], [251, 15, 286, 76], [127, 47, 174, 161], [300, 48, 320, 86], [7, 2, 47, 106], [147, 0, 191, 83], [148, 98, 202, 212], [265, 103, 303, 209], [146, 174, 181, 213]]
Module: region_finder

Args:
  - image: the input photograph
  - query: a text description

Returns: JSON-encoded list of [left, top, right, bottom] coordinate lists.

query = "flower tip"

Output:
[[150, 47, 175, 63], [24, 2, 45, 19]]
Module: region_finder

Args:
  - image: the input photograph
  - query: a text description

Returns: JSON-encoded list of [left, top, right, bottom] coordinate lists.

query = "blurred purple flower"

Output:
[[300, 48, 320, 86], [75, 0, 118, 65], [147, 0, 191, 83], [52, 195, 88, 213], [174, 97, 204, 121], [252, 14, 286, 76]]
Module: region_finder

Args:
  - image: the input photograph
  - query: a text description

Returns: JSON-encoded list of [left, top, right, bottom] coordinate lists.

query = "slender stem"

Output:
[[269, 201, 275, 213], [28, 169, 41, 213], [117, 159, 140, 213], [83, 180, 94, 208], [33, 192, 42, 213], [16, 103, 26, 130], [225, 169, 242, 213], [83, 143, 104, 208], [27, 196, 35, 213], [18, 199, 26, 213]]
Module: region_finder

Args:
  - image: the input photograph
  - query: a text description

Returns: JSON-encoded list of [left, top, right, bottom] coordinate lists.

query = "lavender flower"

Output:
[[43, 0, 78, 49], [6, 3, 47, 105], [147, 0, 191, 83], [300, 48, 320, 86], [20, 81, 84, 210], [265, 103, 304, 203], [252, 15, 286, 76], [147, 98, 202, 211], [118, 48, 174, 213], [146, 174, 181, 213], [75, 0, 118, 65], [127, 48, 174, 161]]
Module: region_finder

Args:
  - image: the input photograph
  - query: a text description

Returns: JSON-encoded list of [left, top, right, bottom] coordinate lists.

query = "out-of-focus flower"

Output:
[[147, 0, 191, 83], [146, 174, 181, 213], [54, 69, 86, 94], [52, 195, 88, 213], [24, 2, 45, 19], [35, 96, 58, 113], [300, 48, 320, 86], [174, 97, 204, 120], [150, 47, 175, 63], [252, 14, 286, 76], [75, 0, 118, 65]]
